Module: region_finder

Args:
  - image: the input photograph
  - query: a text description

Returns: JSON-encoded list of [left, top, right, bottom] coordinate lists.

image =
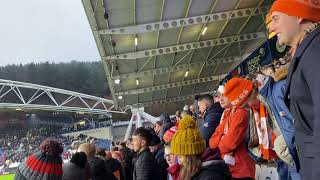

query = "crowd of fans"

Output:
[[0, 125, 99, 174], [0, 126, 62, 166], [2, 46, 301, 179]]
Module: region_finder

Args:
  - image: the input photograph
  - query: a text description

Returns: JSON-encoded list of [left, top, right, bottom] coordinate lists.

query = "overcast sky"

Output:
[[0, 0, 100, 66]]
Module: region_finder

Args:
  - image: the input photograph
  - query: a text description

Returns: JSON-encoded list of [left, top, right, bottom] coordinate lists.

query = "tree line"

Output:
[[0, 61, 110, 97]]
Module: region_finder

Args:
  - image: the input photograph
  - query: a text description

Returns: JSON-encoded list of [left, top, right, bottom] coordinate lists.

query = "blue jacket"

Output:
[[199, 103, 224, 146], [259, 76, 300, 171]]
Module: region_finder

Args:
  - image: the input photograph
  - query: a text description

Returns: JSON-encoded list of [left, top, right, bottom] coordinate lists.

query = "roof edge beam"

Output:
[[111, 56, 242, 80], [99, 6, 270, 34], [126, 91, 212, 107], [104, 32, 266, 60], [115, 73, 227, 96]]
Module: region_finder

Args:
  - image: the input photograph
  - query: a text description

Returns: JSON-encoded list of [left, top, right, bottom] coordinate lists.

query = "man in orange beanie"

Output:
[[209, 84, 256, 180], [269, 1, 320, 179], [223, 77, 300, 180]]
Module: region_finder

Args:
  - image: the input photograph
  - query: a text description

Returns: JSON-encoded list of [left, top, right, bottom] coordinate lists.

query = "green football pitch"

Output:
[[0, 174, 14, 180]]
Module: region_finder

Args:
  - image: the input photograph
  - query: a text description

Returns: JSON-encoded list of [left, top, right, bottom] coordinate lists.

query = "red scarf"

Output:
[[252, 103, 277, 160], [167, 163, 180, 180]]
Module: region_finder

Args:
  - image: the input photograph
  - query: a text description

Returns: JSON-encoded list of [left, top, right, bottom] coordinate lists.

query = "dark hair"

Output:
[[150, 131, 161, 146], [146, 127, 157, 136], [96, 148, 106, 157], [150, 137, 161, 146], [155, 121, 162, 126], [70, 152, 87, 169], [159, 113, 171, 123], [111, 146, 119, 151], [133, 127, 152, 146], [119, 141, 126, 148], [197, 94, 214, 104]]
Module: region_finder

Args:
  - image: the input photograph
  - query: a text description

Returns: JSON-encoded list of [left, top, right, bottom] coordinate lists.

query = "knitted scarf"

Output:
[[251, 103, 277, 160]]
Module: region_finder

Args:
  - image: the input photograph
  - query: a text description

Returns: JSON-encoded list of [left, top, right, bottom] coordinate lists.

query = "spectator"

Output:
[[63, 152, 89, 180], [209, 87, 255, 180], [183, 105, 189, 111], [154, 121, 162, 135], [164, 143, 179, 180], [189, 104, 195, 114], [269, 1, 320, 179], [158, 113, 174, 142], [14, 138, 63, 180], [119, 141, 134, 180], [149, 131, 168, 180], [111, 146, 119, 152], [180, 110, 193, 118], [96, 149, 123, 180], [132, 127, 160, 180], [224, 77, 296, 179], [174, 111, 180, 123], [197, 94, 224, 146], [126, 138, 134, 150], [78, 143, 116, 180], [170, 115, 231, 180], [257, 57, 301, 180], [111, 151, 124, 162]]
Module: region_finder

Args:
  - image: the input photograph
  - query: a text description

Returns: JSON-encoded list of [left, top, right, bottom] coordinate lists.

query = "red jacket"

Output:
[[209, 107, 255, 179]]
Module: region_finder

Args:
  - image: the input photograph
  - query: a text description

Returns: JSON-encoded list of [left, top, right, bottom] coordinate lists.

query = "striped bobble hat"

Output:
[[163, 125, 178, 143], [14, 138, 63, 180], [171, 115, 206, 156]]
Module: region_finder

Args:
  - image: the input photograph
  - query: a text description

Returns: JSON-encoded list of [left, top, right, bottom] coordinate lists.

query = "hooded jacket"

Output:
[[247, 94, 295, 168], [258, 69, 300, 171]]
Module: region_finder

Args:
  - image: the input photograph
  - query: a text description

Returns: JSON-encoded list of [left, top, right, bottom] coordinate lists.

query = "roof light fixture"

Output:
[[114, 79, 121, 84], [202, 26, 208, 35], [184, 71, 189, 77], [135, 37, 138, 46]]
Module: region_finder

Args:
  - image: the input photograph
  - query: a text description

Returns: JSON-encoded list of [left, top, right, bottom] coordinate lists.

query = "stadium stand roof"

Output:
[[82, 0, 273, 114]]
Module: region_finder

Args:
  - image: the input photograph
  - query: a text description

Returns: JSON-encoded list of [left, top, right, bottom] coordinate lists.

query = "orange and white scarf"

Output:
[[252, 103, 277, 160]]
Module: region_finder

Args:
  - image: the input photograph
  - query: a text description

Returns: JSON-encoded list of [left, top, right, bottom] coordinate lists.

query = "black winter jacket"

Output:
[[284, 26, 320, 180], [191, 160, 232, 180], [153, 145, 168, 180], [132, 148, 160, 180], [104, 158, 124, 180], [199, 103, 224, 146], [87, 157, 116, 180]]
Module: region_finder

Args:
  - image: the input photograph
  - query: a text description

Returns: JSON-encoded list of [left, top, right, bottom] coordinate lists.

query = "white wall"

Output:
[[62, 127, 112, 139]]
